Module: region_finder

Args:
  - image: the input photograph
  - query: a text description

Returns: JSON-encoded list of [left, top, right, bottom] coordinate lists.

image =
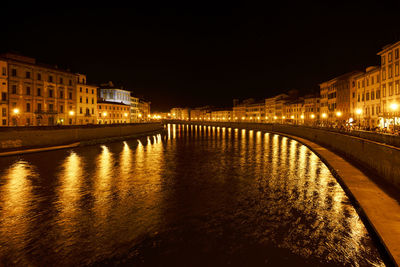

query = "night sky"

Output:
[[2, 2, 400, 112]]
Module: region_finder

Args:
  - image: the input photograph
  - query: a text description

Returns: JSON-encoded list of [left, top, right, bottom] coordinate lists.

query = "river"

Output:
[[0, 124, 386, 266]]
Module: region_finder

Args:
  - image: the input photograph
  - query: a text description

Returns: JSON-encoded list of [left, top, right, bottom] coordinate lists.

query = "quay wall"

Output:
[[0, 123, 164, 150], [169, 121, 400, 189]]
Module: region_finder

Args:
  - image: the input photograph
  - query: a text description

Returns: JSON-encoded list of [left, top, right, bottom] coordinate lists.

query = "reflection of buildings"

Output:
[[2, 52, 77, 126], [76, 74, 97, 125]]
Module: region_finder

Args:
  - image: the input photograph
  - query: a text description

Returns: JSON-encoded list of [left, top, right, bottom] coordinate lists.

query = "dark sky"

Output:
[[2, 2, 400, 112]]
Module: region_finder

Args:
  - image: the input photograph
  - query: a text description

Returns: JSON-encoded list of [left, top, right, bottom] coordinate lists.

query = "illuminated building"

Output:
[[130, 96, 140, 122], [98, 81, 131, 106], [319, 71, 361, 125], [0, 59, 8, 126], [352, 66, 381, 128], [97, 101, 130, 124], [1, 52, 77, 126], [233, 98, 265, 122], [76, 74, 97, 125], [211, 109, 232, 121], [190, 106, 211, 121], [377, 42, 400, 129], [170, 107, 189, 120], [138, 99, 151, 121], [265, 94, 289, 123], [303, 94, 320, 125], [285, 98, 304, 124]]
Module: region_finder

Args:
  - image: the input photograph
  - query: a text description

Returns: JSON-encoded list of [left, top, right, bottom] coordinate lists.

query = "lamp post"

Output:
[[336, 111, 342, 128], [390, 103, 398, 133], [12, 108, 20, 126], [355, 109, 362, 130]]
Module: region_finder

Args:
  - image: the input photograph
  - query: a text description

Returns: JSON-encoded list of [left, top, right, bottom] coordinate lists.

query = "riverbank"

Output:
[[0, 123, 164, 155], [170, 121, 400, 266]]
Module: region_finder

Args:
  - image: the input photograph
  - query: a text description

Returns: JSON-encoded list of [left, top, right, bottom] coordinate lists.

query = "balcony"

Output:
[[34, 110, 58, 114]]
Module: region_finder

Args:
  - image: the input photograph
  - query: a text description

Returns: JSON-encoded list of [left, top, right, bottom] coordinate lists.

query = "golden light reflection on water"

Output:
[[0, 124, 385, 266], [0, 160, 36, 265]]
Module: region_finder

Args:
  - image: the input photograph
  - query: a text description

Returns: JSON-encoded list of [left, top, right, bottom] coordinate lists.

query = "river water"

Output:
[[0, 124, 386, 266]]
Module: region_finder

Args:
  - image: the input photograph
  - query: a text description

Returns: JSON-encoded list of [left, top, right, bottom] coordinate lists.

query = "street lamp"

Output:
[[12, 108, 19, 126]]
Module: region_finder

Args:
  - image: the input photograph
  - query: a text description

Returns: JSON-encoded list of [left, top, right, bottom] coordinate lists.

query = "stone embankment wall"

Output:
[[0, 123, 164, 150], [168, 121, 400, 189]]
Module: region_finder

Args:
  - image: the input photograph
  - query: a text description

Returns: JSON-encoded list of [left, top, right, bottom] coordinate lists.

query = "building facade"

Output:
[[139, 99, 151, 121], [98, 81, 131, 106], [130, 96, 140, 122], [2, 53, 77, 126], [76, 74, 97, 125], [378, 42, 400, 129], [0, 59, 8, 126], [97, 101, 130, 124], [211, 110, 232, 121]]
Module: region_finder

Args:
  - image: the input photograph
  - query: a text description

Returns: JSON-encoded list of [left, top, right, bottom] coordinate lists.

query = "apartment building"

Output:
[[303, 94, 320, 125], [97, 101, 130, 124], [130, 96, 140, 122], [170, 107, 189, 120], [319, 71, 361, 125], [76, 74, 97, 125], [2, 53, 77, 126], [285, 99, 304, 124], [265, 94, 288, 123], [211, 109, 232, 121], [353, 67, 381, 128], [378, 41, 400, 128], [0, 59, 8, 126]]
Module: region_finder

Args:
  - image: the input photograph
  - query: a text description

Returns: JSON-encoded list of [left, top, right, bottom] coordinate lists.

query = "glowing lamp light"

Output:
[[356, 109, 362, 115], [336, 111, 342, 117], [322, 113, 327, 118], [13, 108, 19, 114], [290, 115, 294, 119], [390, 103, 399, 111], [265, 116, 268, 120], [282, 116, 286, 119], [241, 117, 245, 120], [138, 113, 142, 118], [310, 114, 315, 119], [103, 112, 107, 116], [257, 116, 260, 120], [300, 115, 304, 119], [69, 110, 75, 116], [274, 116, 277, 120], [124, 113, 128, 117]]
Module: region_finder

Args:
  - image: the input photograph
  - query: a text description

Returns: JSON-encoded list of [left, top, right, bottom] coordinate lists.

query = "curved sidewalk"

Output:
[[274, 131, 400, 266]]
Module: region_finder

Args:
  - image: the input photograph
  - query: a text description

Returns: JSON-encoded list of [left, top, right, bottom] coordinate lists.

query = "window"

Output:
[[376, 90, 381, 99], [37, 103, 42, 111], [2, 108, 6, 117], [396, 49, 399, 59], [49, 104, 54, 111], [382, 68, 386, 80], [48, 75, 53, 82], [396, 62, 399, 76], [91, 98, 94, 104], [60, 105, 64, 113], [37, 88, 41, 96], [69, 92, 72, 99], [26, 86, 30, 95], [37, 73, 41, 80], [366, 92, 370, 101], [92, 89, 94, 94], [389, 83, 393, 96], [12, 85, 17, 94], [1, 92, 6, 101], [389, 52, 393, 62], [26, 103, 30, 112], [389, 65, 393, 79], [371, 76, 374, 85], [86, 88, 88, 93], [2, 119, 6, 125], [59, 77, 63, 84], [80, 97, 82, 103], [383, 84, 386, 97], [396, 81, 400, 95], [59, 91, 63, 99], [11, 69, 16, 76], [92, 108, 94, 114], [69, 79, 72, 86], [80, 107, 82, 114], [49, 89, 53, 97], [86, 97, 88, 104], [2, 67, 6, 76], [371, 91, 375, 100], [80, 87, 82, 92], [26, 71, 31, 78]]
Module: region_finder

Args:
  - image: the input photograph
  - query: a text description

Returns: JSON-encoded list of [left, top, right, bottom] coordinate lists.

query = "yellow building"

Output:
[[139, 99, 151, 121], [190, 106, 210, 121], [377, 42, 400, 129], [1, 53, 77, 126], [0, 59, 8, 126], [319, 71, 361, 125], [303, 95, 320, 125], [353, 66, 381, 128], [211, 110, 232, 121], [265, 94, 288, 123], [76, 74, 97, 125], [245, 102, 265, 122], [284, 99, 304, 125], [170, 107, 189, 120], [130, 96, 140, 122], [97, 101, 130, 124]]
